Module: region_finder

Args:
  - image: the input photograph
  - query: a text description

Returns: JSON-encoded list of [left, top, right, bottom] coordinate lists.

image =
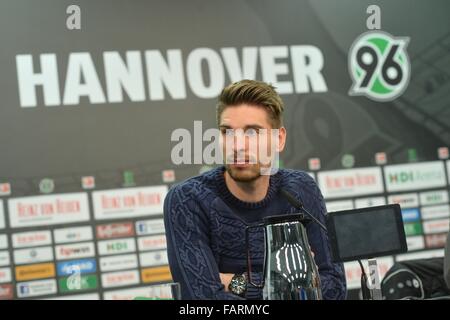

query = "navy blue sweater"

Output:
[[163, 166, 347, 300]]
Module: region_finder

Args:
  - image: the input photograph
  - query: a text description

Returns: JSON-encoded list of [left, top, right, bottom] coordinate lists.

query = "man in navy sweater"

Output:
[[164, 80, 347, 300]]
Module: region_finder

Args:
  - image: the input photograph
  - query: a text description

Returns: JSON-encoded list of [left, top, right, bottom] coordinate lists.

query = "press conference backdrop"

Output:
[[0, 0, 449, 299]]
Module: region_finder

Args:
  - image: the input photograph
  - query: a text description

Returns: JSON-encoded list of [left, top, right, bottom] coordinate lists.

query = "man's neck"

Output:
[[224, 171, 270, 203]]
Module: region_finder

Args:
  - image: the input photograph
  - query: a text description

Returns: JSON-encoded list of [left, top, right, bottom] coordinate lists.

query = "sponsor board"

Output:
[[387, 193, 419, 209], [0, 268, 12, 283], [96, 222, 135, 239], [404, 223, 423, 236], [16, 279, 57, 298], [325, 200, 354, 213], [396, 249, 444, 262], [14, 246, 54, 265], [318, 167, 384, 199], [101, 270, 140, 288], [0, 284, 13, 300], [15, 263, 55, 281], [0, 251, 10, 267], [425, 233, 448, 249], [97, 238, 136, 256], [138, 235, 167, 252], [423, 219, 450, 234], [0, 201, 4, 229], [344, 257, 395, 290], [420, 205, 450, 220], [135, 219, 165, 236], [44, 293, 100, 300], [12, 230, 52, 248], [401, 208, 420, 223], [0, 234, 7, 249], [53, 226, 93, 244], [55, 242, 95, 260], [406, 236, 425, 251], [8, 193, 90, 228], [99, 254, 138, 272], [92, 186, 167, 220], [384, 161, 446, 192], [354, 196, 386, 209], [141, 266, 172, 283], [103, 284, 175, 300], [59, 274, 98, 293], [56, 259, 97, 276], [139, 250, 168, 268], [419, 190, 449, 206]]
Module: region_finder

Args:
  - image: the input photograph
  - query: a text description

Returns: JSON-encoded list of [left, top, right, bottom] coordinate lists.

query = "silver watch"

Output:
[[229, 273, 247, 296]]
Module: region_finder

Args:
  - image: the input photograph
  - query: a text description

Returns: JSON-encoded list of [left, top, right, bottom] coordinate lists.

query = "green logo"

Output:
[[348, 31, 410, 102], [59, 274, 97, 292]]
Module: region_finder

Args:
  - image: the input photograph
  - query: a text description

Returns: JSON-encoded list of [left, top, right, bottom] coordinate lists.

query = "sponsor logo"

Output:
[[0, 284, 13, 300], [15, 263, 55, 281], [404, 223, 423, 236], [101, 270, 139, 288], [57, 259, 97, 276], [387, 193, 419, 209], [81, 176, 95, 190], [0, 184, 11, 196], [421, 205, 450, 220], [12, 231, 52, 248], [0, 268, 12, 283], [8, 192, 90, 228], [384, 162, 446, 192], [354, 196, 386, 209], [401, 208, 420, 223], [425, 233, 448, 249], [135, 219, 165, 236], [406, 236, 425, 251], [318, 167, 384, 199], [0, 201, 4, 229], [348, 31, 410, 102], [325, 200, 354, 213], [16, 279, 57, 298], [103, 284, 174, 300], [99, 254, 138, 272], [97, 238, 136, 256], [141, 266, 172, 284], [55, 242, 95, 260], [308, 158, 321, 171], [0, 251, 10, 267], [419, 190, 449, 206], [162, 170, 176, 183], [423, 219, 450, 234], [96, 222, 135, 239], [53, 226, 93, 244], [138, 235, 167, 252], [92, 186, 167, 220], [0, 235, 7, 249], [139, 250, 168, 268], [59, 274, 98, 292], [14, 246, 53, 265]]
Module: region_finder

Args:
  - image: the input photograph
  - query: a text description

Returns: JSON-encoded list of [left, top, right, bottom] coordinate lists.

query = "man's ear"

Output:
[[277, 127, 287, 152]]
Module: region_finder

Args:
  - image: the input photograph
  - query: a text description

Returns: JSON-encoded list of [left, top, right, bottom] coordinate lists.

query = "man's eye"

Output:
[[245, 129, 258, 136], [223, 129, 234, 136]]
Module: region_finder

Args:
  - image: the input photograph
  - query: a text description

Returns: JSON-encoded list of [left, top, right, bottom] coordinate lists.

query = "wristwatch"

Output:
[[228, 273, 247, 297]]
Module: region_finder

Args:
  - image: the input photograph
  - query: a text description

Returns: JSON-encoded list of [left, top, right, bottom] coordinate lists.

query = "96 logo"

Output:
[[348, 31, 410, 102]]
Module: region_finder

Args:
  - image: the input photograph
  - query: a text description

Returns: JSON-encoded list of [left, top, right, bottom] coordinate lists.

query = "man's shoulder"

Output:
[[165, 167, 219, 203]]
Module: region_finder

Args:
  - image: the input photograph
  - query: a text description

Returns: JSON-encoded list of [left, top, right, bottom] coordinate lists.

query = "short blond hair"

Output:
[[216, 80, 284, 128]]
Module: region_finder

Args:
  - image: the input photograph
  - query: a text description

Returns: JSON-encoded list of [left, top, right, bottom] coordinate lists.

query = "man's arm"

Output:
[[164, 184, 243, 300]]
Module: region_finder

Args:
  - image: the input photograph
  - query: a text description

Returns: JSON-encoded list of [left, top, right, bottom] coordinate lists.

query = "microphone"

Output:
[[280, 188, 327, 232]]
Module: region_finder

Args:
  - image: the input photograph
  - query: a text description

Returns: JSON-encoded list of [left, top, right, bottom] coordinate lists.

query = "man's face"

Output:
[[219, 104, 286, 182]]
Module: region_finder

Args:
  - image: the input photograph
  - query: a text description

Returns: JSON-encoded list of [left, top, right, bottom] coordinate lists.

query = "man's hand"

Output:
[[219, 273, 234, 292]]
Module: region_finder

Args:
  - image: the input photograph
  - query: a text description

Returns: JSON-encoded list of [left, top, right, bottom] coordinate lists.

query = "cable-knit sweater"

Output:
[[163, 166, 347, 300]]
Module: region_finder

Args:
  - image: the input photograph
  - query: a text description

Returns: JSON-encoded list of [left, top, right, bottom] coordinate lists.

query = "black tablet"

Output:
[[326, 204, 408, 262]]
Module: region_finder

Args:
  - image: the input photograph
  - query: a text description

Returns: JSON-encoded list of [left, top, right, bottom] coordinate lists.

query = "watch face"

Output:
[[230, 275, 247, 295]]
